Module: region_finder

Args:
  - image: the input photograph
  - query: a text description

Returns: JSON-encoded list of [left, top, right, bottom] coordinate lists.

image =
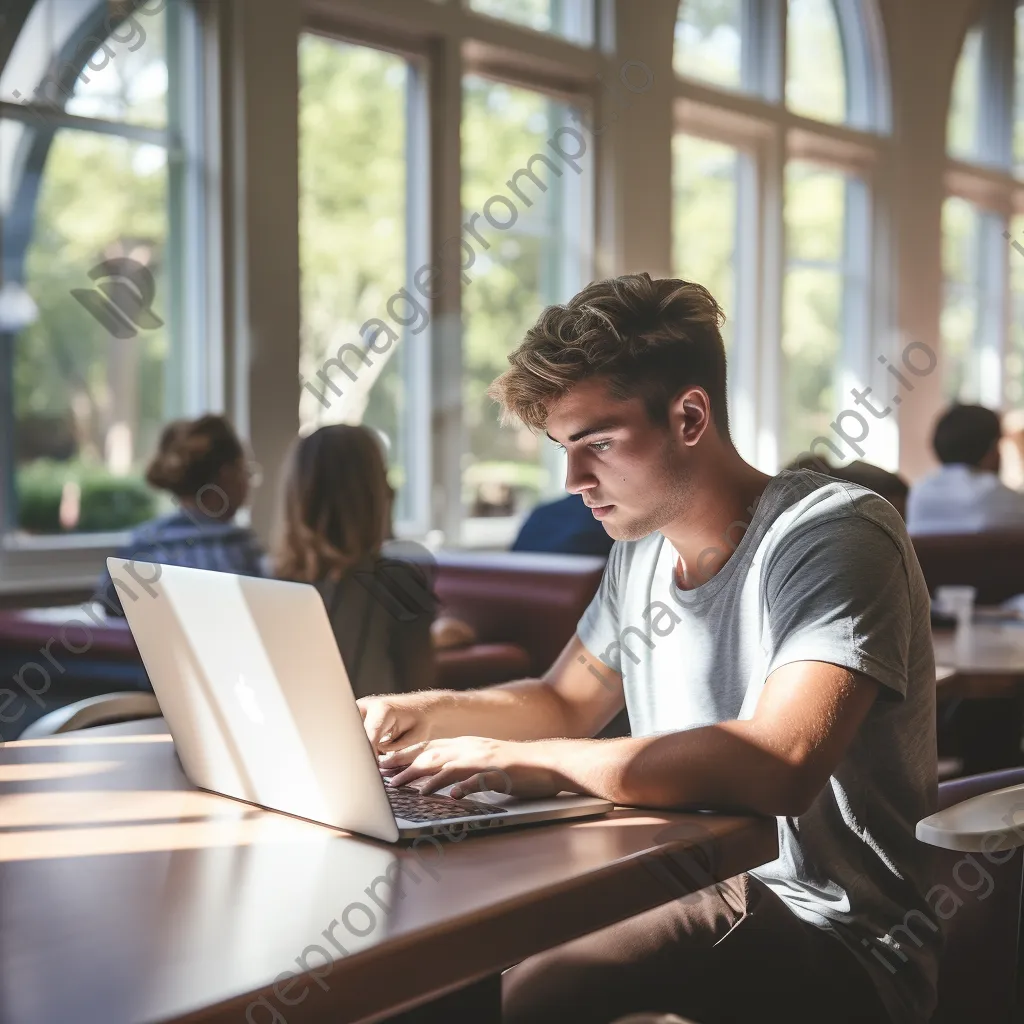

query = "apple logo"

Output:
[[235, 675, 265, 725]]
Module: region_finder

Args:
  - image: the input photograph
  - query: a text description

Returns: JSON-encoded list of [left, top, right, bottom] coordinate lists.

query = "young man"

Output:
[[360, 274, 938, 1024], [907, 402, 1024, 534]]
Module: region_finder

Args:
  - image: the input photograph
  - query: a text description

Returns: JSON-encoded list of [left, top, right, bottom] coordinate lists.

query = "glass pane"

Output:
[[781, 161, 847, 464], [8, 126, 168, 534], [461, 76, 589, 538], [297, 36, 410, 514], [786, 161, 844, 264], [468, 0, 593, 46], [781, 268, 842, 462], [941, 197, 983, 402], [786, 0, 846, 124], [673, 0, 743, 90], [672, 134, 738, 355], [949, 25, 983, 161], [1, 0, 167, 128], [1007, 213, 1024, 407]]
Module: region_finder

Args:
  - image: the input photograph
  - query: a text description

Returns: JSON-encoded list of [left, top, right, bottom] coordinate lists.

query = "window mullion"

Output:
[[401, 59, 433, 538], [428, 33, 465, 545], [756, 122, 785, 471], [744, 0, 785, 103]]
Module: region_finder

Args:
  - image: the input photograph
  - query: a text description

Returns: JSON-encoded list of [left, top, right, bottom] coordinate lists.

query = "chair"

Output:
[[18, 692, 161, 739], [917, 767, 1024, 1023]]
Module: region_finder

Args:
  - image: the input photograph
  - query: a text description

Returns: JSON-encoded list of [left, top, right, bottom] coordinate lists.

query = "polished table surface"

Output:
[[934, 619, 1024, 696], [0, 720, 777, 1024]]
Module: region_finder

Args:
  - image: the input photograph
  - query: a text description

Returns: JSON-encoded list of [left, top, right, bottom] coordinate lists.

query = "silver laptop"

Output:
[[107, 558, 611, 842]]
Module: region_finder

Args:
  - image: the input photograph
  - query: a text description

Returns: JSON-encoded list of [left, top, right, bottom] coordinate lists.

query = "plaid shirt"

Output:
[[93, 510, 266, 617]]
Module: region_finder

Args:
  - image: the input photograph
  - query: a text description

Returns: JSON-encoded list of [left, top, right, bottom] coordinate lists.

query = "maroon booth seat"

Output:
[[928, 766, 1024, 1024], [432, 550, 607, 676], [911, 531, 1024, 605]]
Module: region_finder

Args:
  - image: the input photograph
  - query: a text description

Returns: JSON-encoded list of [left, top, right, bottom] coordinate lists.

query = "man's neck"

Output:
[[662, 454, 772, 590]]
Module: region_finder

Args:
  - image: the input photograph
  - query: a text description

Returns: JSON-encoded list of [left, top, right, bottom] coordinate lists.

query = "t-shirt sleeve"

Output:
[[763, 513, 912, 699], [576, 541, 625, 672]]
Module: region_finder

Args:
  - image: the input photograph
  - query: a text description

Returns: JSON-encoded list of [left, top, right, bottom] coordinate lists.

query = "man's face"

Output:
[[545, 378, 695, 542]]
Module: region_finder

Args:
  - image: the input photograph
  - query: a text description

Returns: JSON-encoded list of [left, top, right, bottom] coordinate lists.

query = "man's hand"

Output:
[[358, 691, 448, 754], [377, 736, 563, 799]]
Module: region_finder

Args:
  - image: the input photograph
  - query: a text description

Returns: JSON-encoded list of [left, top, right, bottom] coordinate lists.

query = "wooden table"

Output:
[[934, 620, 1024, 774], [0, 720, 777, 1024]]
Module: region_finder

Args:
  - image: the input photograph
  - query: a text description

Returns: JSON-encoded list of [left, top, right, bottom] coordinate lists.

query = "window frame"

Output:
[[0, 0, 216, 592], [673, 0, 892, 470], [942, 0, 1024, 412], [301, 0, 602, 548]]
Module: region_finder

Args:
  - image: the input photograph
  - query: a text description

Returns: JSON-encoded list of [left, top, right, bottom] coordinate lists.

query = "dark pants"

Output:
[[502, 873, 893, 1024]]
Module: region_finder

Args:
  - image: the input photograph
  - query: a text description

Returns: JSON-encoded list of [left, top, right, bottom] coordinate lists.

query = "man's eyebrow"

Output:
[[546, 422, 622, 445]]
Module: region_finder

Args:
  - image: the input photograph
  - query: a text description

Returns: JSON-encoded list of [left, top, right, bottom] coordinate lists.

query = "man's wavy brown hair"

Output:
[[488, 272, 729, 435]]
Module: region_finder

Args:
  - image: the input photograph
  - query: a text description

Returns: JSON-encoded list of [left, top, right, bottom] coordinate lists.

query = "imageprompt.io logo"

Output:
[[72, 257, 163, 339]]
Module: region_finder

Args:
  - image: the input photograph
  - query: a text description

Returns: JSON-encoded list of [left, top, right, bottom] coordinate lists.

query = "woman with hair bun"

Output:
[[93, 414, 264, 615]]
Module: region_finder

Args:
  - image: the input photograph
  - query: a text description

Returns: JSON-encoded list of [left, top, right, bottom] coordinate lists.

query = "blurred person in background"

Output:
[[93, 414, 264, 616], [785, 456, 909, 522], [273, 424, 472, 699], [512, 492, 615, 557], [907, 404, 1024, 534]]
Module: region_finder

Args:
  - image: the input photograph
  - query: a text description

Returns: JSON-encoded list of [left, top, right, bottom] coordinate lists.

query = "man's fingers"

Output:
[[415, 766, 479, 795], [451, 767, 513, 798], [378, 741, 429, 767], [361, 707, 395, 751], [448, 772, 491, 799]]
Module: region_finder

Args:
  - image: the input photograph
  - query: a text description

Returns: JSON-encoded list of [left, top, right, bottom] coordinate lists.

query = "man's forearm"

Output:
[[534, 722, 817, 817], [428, 677, 583, 743]]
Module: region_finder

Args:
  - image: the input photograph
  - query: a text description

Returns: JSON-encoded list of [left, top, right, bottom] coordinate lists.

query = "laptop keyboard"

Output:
[[386, 785, 508, 823]]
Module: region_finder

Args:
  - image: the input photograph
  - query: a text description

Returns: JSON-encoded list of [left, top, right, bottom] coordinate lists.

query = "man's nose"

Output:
[[564, 456, 596, 495]]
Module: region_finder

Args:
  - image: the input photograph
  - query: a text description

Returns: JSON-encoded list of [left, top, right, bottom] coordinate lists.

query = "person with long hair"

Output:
[[93, 414, 264, 616], [273, 424, 439, 698]]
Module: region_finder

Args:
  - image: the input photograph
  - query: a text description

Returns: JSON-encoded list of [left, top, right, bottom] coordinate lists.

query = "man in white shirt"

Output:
[[906, 404, 1024, 534], [360, 273, 937, 1023]]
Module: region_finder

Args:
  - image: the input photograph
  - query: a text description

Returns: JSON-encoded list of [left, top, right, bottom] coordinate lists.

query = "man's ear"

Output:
[[667, 387, 712, 447]]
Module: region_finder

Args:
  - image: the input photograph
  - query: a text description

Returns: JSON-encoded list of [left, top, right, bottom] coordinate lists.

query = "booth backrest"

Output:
[[432, 550, 606, 675], [911, 531, 1024, 605]]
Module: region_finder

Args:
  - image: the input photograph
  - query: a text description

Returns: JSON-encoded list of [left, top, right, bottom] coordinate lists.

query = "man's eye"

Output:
[[590, 441, 612, 453]]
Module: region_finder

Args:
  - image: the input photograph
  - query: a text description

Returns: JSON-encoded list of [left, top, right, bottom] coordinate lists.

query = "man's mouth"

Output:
[[587, 503, 614, 519]]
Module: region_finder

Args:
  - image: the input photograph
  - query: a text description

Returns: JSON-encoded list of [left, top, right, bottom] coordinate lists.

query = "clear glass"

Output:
[[297, 36, 409, 509], [468, 0, 594, 46], [786, 0, 846, 124], [461, 75, 589, 534], [781, 161, 847, 464], [673, 0, 744, 90], [941, 197, 983, 402], [672, 133, 739, 355], [9, 126, 169, 534], [1, 0, 166, 128], [949, 25, 983, 161]]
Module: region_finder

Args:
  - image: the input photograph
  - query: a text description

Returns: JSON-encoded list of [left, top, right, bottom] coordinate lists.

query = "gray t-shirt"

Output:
[[577, 470, 938, 1024]]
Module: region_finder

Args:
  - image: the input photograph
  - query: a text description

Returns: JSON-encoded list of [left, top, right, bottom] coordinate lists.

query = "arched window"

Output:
[[943, 1, 1024, 409], [673, 0, 890, 468], [0, 0, 206, 538]]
